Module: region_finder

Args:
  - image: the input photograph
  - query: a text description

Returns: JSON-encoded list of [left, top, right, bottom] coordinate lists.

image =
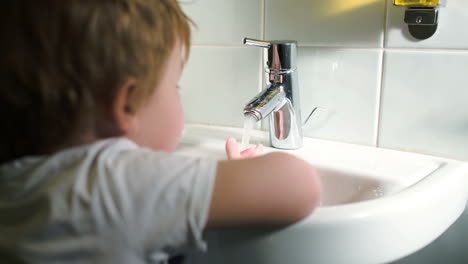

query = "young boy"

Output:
[[0, 0, 321, 263]]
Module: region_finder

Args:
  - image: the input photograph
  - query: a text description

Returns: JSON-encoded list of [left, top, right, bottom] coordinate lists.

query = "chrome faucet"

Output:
[[243, 38, 303, 149]]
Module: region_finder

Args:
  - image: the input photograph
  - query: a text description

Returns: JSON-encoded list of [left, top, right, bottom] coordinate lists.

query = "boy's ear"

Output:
[[113, 79, 139, 135]]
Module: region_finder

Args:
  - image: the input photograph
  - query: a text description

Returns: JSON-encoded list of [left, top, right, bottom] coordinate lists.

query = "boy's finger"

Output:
[[225, 137, 241, 160], [255, 144, 264, 154], [248, 144, 263, 157], [240, 144, 264, 158], [240, 147, 256, 158]]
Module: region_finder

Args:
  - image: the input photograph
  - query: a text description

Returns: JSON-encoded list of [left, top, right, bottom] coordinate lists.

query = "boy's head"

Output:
[[0, 0, 191, 163]]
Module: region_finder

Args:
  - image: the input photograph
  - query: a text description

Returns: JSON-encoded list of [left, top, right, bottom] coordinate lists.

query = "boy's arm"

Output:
[[207, 152, 321, 228]]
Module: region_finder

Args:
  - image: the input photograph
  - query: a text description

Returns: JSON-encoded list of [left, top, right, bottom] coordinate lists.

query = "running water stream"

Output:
[[241, 115, 257, 150]]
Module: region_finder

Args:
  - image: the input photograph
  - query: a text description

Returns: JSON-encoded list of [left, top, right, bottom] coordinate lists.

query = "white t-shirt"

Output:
[[0, 138, 218, 264]]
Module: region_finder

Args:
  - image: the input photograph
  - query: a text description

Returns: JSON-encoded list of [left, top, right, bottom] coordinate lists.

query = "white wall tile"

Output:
[[180, 0, 262, 45], [298, 48, 382, 146], [379, 50, 468, 160], [178, 0, 468, 162], [386, 0, 468, 49], [265, 0, 386, 47], [180, 47, 262, 127]]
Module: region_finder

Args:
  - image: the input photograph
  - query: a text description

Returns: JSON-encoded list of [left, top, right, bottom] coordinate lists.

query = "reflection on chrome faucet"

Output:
[[243, 38, 303, 149]]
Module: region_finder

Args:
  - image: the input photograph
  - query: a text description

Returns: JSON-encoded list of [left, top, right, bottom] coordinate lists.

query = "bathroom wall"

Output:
[[179, 0, 468, 162], [178, 0, 468, 262]]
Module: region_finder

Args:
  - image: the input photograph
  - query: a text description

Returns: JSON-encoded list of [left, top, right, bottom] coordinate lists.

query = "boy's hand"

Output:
[[225, 137, 263, 160]]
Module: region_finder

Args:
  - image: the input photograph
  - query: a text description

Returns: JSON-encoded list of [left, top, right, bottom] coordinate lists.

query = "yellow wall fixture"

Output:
[[393, 0, 446, 40], [394, 0, 439, 6]]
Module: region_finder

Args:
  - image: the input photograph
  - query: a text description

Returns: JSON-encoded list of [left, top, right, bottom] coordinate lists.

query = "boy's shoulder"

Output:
[[0, 138, 218, 260], [1, 137, 134, 174], [0, 136, 215, 182]]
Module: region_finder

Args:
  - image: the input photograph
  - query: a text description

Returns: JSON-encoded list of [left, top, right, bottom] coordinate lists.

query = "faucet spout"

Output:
[[244, 84, 286, 122]]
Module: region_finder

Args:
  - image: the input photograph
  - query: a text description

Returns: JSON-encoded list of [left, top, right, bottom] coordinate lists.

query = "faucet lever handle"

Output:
[[243, 38, 271, 48]]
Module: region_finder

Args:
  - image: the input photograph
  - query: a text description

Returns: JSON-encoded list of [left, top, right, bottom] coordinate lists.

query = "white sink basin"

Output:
[[176, 124, 468, 264]]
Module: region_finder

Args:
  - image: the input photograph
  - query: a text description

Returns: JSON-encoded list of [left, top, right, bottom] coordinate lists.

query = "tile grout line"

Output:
[[375, 50, 386, 148], [374, 1, 390, 147], [260, 0, 266, 94], [261, 0, 266, 41], [382, 0, 389, 49], [294, 46, 468, 52], [258, 0, 267, 131], [191, 44, 468, 53]]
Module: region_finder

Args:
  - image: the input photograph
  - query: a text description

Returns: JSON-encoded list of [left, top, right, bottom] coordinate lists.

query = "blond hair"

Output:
[[0, 0, 191, 163]]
